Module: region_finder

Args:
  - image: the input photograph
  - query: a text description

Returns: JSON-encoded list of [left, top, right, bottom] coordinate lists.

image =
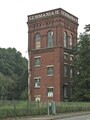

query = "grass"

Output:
[[56, 102, 90, 113], [0, 100, 90, 118]]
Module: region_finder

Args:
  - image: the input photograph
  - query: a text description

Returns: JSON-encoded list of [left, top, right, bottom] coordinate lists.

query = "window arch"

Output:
[[64, 31, 67, 48], [35, 33, 41, 49], [47, 31, 54, 47], [70, 34, 73, 49]]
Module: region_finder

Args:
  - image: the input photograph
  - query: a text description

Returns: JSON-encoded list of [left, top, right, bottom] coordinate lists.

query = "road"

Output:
[[56, 114, 90, 120]]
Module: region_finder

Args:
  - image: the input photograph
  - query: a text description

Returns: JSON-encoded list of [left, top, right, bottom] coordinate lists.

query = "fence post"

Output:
[[51, 101, 56, 115], [47, 101, 49, 115], [27, 99, 31, 115], [13, 98, 16, 116], [37, 101, 40, 115], [48, 101, 52, 115]]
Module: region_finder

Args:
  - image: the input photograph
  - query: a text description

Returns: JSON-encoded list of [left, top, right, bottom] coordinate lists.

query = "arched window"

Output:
[[35, 33, 41, 49], [64, 32, 67, 48], [47, 31, 53, 47], [70, 34, 73, 49]]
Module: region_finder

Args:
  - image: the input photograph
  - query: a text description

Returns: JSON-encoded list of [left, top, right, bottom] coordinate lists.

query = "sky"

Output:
[[0, 0, 90, 58]]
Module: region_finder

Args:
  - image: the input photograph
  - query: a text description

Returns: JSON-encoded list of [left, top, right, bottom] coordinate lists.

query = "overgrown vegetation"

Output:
[[0, 101, 90, 119], [72, 25, 90, 101], [0, 47, 28, 100]]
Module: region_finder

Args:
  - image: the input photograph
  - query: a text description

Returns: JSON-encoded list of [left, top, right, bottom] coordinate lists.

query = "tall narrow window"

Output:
[[70, 34, 73, 49], [35, 33, 41, 49], [34, 56, 41, 66], [47, 65, 54, 76], [34, 77, 40, 88], [47, 31, 53, 47], [64, 64, 68, 77], [70, 66, 73, 78], [47, 87, 53, 97], [64, 32, 67, 48], [63, 85, 68, 99]]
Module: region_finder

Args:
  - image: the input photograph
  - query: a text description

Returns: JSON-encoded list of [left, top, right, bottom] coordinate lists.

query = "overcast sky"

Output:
[[0, 0, 90, 58]]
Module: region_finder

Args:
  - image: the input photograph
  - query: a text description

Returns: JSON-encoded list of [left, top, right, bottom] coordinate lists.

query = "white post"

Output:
[[28, 50, 31, 101]]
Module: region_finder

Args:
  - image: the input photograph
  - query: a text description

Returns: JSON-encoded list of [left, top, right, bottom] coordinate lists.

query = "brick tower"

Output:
[[27, 8, 78, 102]]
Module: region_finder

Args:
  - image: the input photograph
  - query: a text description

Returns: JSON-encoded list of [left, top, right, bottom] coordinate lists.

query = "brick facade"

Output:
[[27, 8, 78, 102]]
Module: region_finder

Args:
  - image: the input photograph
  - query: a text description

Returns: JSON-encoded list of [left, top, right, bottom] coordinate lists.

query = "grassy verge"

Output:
[[0, 101, 90, 118], [56, 102, 90, 113]]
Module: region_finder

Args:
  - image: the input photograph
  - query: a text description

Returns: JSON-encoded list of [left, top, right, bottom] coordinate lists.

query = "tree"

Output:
[[0, 73, 16, 100], [0, 47, 28, 100], [84, 24, 90, 32], [72, 26, 90, 101]]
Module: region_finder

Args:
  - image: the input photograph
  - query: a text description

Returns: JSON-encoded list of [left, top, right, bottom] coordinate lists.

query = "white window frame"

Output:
[[34, 56, 41, 67], [47, 87, 54, 97], [34, 77, 41, 88], [34, 95, 41, 102], [47, 65, 54, 76]]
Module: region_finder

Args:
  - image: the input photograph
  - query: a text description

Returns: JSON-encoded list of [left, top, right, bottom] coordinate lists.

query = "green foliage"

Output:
[[72, 26, 90, 101], [84, 24, 90, 32], [56, 102, 90, 113], [20, 88, 28, 100], [0, 101, 90, 118], [0, 47, 28, 100], [0, 100, 47, 118], [0, 73, 16, 100]]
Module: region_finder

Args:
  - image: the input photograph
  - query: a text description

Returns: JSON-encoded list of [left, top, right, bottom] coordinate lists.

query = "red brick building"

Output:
[[27, 8, 78, 102]]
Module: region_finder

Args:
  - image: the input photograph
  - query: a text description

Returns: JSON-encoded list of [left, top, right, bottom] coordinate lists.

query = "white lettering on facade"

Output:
[[29, 10, 60, 21], [55, 10, 59, 14], [29, 9, 78, 23], [61, 10, 78, 22]]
